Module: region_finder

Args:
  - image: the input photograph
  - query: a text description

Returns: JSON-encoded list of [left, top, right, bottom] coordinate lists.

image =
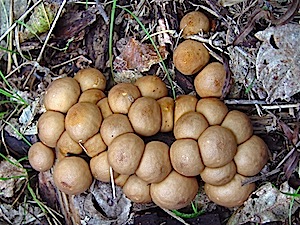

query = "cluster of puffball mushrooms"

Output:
[[28, 11, 269, 210]]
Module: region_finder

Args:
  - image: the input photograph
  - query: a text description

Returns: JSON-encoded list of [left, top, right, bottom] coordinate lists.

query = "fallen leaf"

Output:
[[255, 24, 300, 103]]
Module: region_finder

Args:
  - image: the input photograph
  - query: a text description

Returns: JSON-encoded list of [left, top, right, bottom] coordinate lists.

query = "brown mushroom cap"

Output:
[[28, 142, 55, 172], [180, 11, 210, 37], [83, 133, 107, 157], [44, 77, 80, 113], [65, 102, 102, 143], [150, 170, 199, 210], [100, 114, 134, 146], [196, 98, 228, 125], [204, 173, 255, 207], [38, 111, 65, 148], [194, 62, 226, 98], [107, 133, 145, 175], [74, 68, 106, 91], [157, 97, 174, 132], [128, 97, 161, 136], [53, 156, 93, 195], [173, 40, 210, 75], [234, 135, 269, 176], [57, 131, 83, 155], [136, 141, 172, 183], [114, 174, 130, 187], [90, 151, 118, 182], [135, 75, 168, 99], [108, 83, 141, 114], [200, 161, 236, 186], [198, 125, 237, 167], [221, 110, 253, 144], [174, 111, 208, 140], [174, 95, 198, 124], [123, 175, 152, 204], [78, 89, 106, 104], [170, 139, 205, 176], [97, 97, 113, 119]]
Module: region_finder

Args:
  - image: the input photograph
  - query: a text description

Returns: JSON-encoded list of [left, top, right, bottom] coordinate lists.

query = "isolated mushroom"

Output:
[[134, 75, 168, 99], [170, 139, 204, 176], [123, 175, 152, 204], [180, 11, 210, 37], [194, 62, 226, 98], [38, 110, 65, 148], [150, 170, 198, 210], [198, 125, 237, 167], [221, 110, 253, 144], [83, 133, 107, 157], [136, 141, 172, 183], [157, 97, 174, 132], [90, 151, 118, 182], [173, 40, 210, 75], [53, 156, 93, 195], [196, 98, 228, 125], [78, 89, 106, 104], [108, 83, 141, 114], [107, 133, 145, 175], [128, 97, 161, 136], [74, 68, 106, 91], [97, 97, 113, 119], [28, 142, 55, 172], [174, 95, 198, 124], [174, 111, 208, 140], [234, 135, 269, 176], [204, 173, 255, 207], [200, 161, 236, 186], [100, 113, 134, 146], [56, 131, 83, 155], [44, 77, 80, 113], [65, 102, 102, 143]]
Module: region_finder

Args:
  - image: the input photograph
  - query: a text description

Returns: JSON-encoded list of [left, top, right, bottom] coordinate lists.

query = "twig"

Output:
[[161, 208, 190, 225]]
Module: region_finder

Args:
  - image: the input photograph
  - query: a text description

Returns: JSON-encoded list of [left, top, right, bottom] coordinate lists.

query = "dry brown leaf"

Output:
[[255, 24, 300, 103]]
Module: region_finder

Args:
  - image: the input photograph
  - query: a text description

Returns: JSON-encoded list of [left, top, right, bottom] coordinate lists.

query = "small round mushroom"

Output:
[[97, 97, 113, 119], [56, 131, 83, 155], [180, 11, 210, 37], [200, 161, 236, 186], [135, 75, 168, 99], [128, 97, 161, 136], [114, 174, 130, 187], [174, 111, 208, 140], [65, 102, 102, 143], [74, 68, 106, 91], [108, 83, 141, 114], [198, 125, 237, 168], [84, 133, 107, 157], [100, 114, 134, 146], [78, 89, 106, 104], [234, 135, 269, 176], [53, 156, 93, 195], [221, 110, 253, 144], [196, 98, 228, 125], [28, 142, 55, 172], [170, 139, 205, 176], [107, 133, 145, 175], [204, 173, 255, 207], [173, 40, 210, 75], [44, 77, 80, 113], [90, 151, 118, 182], [123, 175, 152, 204], [194, 62, 226, 98], [136, 141, 172, 183], [157, 97, 174, 132], [150, 170, 199, 210], [38, 110, 65, 148], [174, 95, 198, 124]]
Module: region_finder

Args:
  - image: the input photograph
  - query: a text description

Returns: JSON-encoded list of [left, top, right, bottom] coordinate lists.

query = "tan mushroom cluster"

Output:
[[28, 11, 269, 210]]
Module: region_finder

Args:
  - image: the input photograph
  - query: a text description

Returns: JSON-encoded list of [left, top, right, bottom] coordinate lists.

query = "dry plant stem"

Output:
[[276, 141, 300, 169], [161, 208, 190, 225], [51, 55, 92, 69], [109, 166, 116, 199], [7, 0, 13, 74], [0, 0, 43, 42], [241, 168, 281, 185], [37, 0, 67, 62]]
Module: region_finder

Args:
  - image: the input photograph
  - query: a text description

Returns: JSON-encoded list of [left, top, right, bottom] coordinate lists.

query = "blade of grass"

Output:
[[3, 120, 32, 146], [109, 0, 117, 80], [116, 5, 176, 99], [0, 175, 27, 180], [0, 46, 19, 55], [0, 152, 24, 168], [171, 208, 205, 219]]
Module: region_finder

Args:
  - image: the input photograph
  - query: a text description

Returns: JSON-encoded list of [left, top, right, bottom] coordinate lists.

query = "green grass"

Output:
[[281, 186, 300, 225], [172, 201, 205, 219], [109, 0, 117, 80]]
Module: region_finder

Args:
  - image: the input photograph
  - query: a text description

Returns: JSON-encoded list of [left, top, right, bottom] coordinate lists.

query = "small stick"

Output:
[[161, 208, 190, 225], [109, 166, 116, 199]]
